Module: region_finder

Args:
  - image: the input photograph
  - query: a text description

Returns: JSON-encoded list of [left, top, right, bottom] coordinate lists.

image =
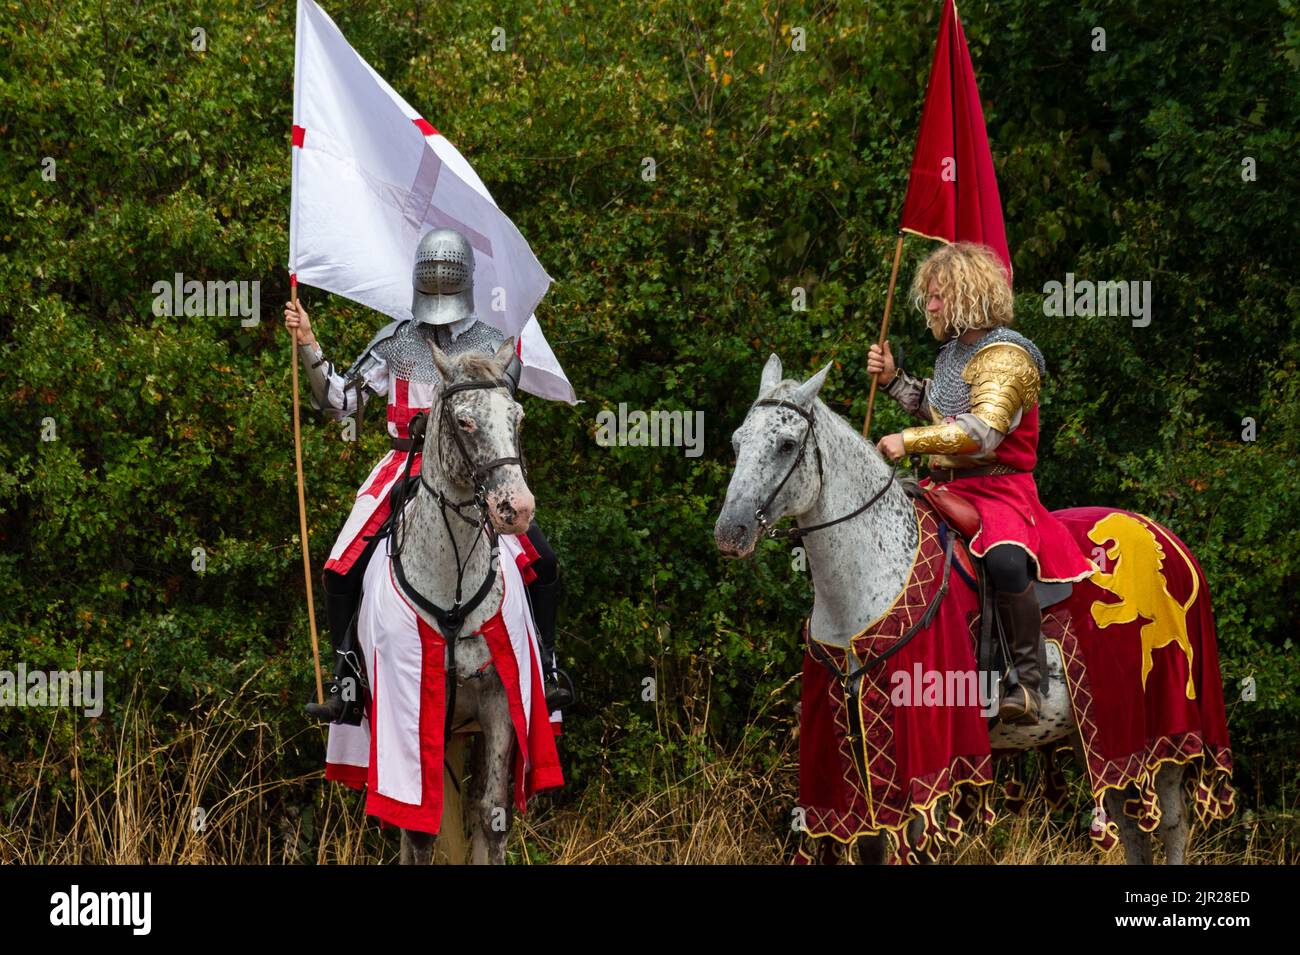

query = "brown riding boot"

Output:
[[996, 582, 1044, 726]]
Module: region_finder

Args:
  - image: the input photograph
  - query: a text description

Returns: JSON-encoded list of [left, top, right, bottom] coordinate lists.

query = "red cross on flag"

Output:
[[288, 0, 574, 402]]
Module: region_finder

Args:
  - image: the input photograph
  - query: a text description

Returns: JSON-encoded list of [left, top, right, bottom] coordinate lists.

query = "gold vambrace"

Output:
[[902, 421, 980, 455], [963, 343, 1041, 433]]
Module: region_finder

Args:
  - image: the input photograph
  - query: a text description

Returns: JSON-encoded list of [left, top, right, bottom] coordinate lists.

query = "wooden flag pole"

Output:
[[862, 233, 906, 437], [290, 277, 325, 705]]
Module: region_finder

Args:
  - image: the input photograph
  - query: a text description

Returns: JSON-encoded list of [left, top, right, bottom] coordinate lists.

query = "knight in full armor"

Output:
[[868, 242, 1095, 726], [285, 228, 573, 725]]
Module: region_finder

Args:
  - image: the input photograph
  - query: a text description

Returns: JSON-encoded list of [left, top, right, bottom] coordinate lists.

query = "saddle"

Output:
[[912, 481, 1073, 611], [904, 478, 1073, 721]]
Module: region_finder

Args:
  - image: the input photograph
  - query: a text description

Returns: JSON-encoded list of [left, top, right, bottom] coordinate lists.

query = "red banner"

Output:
[[899, 0, 1012, 282]]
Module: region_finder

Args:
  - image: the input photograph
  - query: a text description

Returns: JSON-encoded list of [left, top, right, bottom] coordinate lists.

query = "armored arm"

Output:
[[901, 343, 1040, 456], [884, 368, 938, 425], [297, 341, 388, 420]]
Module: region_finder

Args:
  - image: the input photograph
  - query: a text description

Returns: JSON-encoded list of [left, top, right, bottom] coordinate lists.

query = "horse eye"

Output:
[[779, 438, 797, 455]]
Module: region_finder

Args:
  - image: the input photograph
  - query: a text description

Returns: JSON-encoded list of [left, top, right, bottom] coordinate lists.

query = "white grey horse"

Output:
[[715, 354, 1189, 864], [381, 339, 532, 865]]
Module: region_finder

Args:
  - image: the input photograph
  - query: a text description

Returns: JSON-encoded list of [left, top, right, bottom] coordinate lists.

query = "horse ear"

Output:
[[759, 353, 783, 396], [790, 360, 833, 409], [493, 337, 516, 369], [430, 341, 455, 383]]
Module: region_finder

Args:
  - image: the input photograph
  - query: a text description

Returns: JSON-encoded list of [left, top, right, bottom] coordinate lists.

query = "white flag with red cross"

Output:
[[288, 0, 575, 403]]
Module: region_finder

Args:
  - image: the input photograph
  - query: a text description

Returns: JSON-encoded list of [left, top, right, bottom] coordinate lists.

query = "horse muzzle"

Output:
[[486, 483, 535, 535], [714, 506, 759, 559]]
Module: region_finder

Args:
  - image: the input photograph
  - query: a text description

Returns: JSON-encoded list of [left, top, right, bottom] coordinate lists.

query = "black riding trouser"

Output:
[[321, 536, 378, 659], [983, 542, 1034, 593], [522, 522, 560, 672]]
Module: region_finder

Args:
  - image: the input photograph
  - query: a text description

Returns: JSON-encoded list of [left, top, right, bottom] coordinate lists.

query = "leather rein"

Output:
[[750, 396, 957, 676]]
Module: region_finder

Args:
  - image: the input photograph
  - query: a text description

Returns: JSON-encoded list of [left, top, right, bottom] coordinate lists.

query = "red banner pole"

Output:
[[862, 233, 906, 438]]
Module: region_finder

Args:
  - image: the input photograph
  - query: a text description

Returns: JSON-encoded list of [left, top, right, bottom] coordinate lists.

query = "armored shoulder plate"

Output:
[[929, 327, 1046, 418], [962, 342, 1042, 433], [344, 319, 406, 379], [974, 328, 1046, 377]]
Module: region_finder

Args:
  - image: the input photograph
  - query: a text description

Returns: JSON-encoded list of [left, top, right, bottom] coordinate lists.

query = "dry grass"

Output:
[[943, 801, 1291, 865], [0, 677, 383, 865], [1, 678, 1292, 865], [516, 733, 797, 865], [524, 756, 1293, 865]]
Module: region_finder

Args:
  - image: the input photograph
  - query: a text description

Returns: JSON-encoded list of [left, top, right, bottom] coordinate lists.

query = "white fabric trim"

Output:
[[325, 531, 552, 788]]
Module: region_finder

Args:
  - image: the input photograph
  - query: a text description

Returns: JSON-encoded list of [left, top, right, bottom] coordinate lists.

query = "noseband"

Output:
[[751, 398, 896, 541]]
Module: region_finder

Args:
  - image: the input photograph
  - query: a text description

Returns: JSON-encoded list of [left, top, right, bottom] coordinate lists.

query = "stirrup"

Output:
[[544, 668, 576, 711], [998, 684, 1040, 727]]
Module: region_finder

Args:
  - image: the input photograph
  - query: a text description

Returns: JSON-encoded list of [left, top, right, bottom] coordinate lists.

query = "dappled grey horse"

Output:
[[382, 340, 533, 865], [715, 354, 1189, 864]]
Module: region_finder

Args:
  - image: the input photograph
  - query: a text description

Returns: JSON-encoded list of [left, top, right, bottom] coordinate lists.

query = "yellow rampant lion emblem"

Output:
[[1087, 512, 1198, 701]]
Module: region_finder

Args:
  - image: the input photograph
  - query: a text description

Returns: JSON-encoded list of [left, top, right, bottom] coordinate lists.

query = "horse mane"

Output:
[[815, 395, 880, 454], [445, 351, 502, 382]]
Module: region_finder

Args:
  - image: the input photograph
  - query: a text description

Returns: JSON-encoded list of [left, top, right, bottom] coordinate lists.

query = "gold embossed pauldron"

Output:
[[965, 344, 1041, 434]]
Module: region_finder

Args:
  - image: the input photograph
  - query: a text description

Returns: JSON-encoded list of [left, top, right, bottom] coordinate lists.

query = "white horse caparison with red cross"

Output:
[[322, 340, 537, 864], [392, 341, 536, 865]]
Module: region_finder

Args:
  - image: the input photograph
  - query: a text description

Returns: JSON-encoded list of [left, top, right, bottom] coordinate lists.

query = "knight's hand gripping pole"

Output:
[[862, 233, 906, 438]]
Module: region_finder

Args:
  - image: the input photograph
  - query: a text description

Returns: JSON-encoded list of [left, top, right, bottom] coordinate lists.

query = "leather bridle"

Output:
[[418, 377, 524, 521], [751, 398, 896, 541]]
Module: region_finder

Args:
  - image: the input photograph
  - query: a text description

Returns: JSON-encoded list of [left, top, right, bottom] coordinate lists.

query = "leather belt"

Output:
[[929, 463, 1023, 483], [390, 436, 415, 452]]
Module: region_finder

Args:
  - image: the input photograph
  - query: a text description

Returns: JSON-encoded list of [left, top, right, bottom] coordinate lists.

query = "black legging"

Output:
[[523, 522, 560, 671], [320, 522, 560, 666], [984, 542, 1034, 593], [321, 536, 378, 656]]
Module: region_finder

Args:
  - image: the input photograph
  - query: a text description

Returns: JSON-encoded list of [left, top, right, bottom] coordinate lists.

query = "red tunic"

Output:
[[922, 404, 1097, 583], [324, 374, 434, 575]]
